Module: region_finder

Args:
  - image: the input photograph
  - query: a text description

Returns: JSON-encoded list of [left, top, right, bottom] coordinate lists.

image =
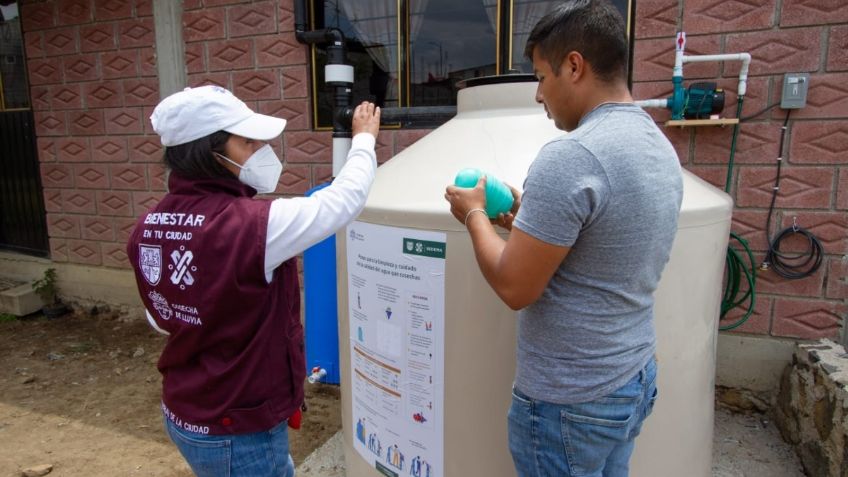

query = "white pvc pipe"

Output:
[[641, 33, 683, 111], [635, 99, 668, 109], [332, 137, 352, 176], [683, 53, 751, 96], [673, 32, 685, 78], [674, 49, 684, 78], [325, 64, 354, 83]]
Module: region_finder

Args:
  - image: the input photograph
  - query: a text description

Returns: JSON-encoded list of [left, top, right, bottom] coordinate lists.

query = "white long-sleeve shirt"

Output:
[[145, 132, 377, 333], [263, 132, 377, 282]]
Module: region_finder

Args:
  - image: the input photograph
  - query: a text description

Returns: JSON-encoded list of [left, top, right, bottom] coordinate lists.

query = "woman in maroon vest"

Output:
[[127, 85, 380, 477]]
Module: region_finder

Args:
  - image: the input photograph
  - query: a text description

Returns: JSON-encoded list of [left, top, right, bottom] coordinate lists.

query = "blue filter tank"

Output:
[[303, 181, 340, 385]]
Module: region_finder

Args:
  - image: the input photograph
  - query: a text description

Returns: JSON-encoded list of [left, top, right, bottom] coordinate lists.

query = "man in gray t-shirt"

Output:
[[515, 102, 682, 405], [444, 1, 682, 476]]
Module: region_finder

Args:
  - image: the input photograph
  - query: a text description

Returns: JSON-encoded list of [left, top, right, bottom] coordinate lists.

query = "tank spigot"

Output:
[[308, 366, 327, 384]]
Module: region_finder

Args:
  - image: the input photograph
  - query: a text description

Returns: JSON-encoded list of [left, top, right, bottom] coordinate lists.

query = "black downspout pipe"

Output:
[[293, 0, 311, 43], [294, 0, 352, 175], [336, 106, 457, 129], [293, 0, 457, 159]]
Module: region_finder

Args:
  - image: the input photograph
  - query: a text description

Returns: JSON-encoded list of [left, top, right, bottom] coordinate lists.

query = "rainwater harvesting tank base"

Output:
[[337, 77, 732, 477]]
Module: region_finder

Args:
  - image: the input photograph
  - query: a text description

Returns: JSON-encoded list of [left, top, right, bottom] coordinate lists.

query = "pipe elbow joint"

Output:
[[294, 28, 345, 46], [738, 53, 752, 76], [738, 53, 751, 96], [326, 28, 345, 44]]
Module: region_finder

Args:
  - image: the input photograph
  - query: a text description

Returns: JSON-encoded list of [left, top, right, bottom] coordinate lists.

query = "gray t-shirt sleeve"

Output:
[[514, 139, 610, 247]]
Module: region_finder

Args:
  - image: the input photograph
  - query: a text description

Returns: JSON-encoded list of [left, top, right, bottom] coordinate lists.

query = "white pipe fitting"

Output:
[[325, 64, 354, 84], [673, 49, 684, 78], [308, 367, 328, 384], [635, 99, 668, 109], [683, 53, 751, 97], [673, 32, 685, 77], [738, 52, 751, 97]]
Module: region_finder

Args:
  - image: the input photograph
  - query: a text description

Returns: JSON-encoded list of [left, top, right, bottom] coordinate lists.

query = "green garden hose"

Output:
[[719, 97, 758, 331], [724, 98, 745, 195], [720, 232, 757, 330]]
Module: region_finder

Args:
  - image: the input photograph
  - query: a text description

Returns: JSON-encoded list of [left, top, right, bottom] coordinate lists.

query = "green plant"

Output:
[[32, 268, 60, 306], [0, 313, 16, 322]]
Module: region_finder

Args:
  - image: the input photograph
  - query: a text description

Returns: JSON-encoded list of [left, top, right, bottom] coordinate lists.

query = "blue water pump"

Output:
[[667, 81, 725, 120]]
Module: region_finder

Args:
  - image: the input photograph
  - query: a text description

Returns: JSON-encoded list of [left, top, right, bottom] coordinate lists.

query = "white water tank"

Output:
[[337, 76, 732, 477]]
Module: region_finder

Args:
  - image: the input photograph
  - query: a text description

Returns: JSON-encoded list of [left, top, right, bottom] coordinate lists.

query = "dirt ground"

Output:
[[0, 305, 808, 477], [712, 403, 805, 477], [0, 308, 341, 477]]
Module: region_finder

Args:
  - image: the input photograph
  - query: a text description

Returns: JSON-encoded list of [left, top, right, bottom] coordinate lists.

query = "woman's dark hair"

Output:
[[163, 130, 234, 179], [524, 0, 628, 83]]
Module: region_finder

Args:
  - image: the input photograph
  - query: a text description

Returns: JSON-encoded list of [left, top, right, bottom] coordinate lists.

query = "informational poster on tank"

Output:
[[347, 221, 445, 477]]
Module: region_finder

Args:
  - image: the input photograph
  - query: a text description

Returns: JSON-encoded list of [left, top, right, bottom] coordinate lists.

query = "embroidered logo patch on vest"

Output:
[[148, 290, 172, 320], [169, 246, 196, 289], [139, 244, 162, 285]]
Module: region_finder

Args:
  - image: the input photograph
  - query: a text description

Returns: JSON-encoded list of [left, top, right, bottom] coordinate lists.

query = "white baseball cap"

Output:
[[150, 85, 286, 147]]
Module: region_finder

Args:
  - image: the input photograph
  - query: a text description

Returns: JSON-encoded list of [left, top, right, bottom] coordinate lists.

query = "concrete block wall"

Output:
[[19, 0, 432, 277], [632, 0, 848, 343], [22, 0, 159, 270], [17, 0, 847, 345]]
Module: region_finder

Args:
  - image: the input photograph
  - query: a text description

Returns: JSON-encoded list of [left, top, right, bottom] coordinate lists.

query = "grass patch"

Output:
[[0, 313, 18, 323]]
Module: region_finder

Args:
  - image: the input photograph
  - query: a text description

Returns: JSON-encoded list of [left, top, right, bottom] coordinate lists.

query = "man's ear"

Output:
[[565, 51, 585, 80]]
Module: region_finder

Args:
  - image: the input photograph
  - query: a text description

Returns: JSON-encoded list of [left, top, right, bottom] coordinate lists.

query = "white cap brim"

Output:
[[223, 113, 286, 141]]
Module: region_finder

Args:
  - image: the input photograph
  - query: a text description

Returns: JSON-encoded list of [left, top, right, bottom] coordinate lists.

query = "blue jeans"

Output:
[[164, 417, 295, 477], [507, 357, 658, 477]]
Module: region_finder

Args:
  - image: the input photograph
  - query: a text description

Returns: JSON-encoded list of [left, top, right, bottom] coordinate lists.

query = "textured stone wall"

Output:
[[774, 340, 848, 476]]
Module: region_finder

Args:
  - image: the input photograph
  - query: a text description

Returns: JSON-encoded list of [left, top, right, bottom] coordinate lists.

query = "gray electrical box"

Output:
[[781, 73, 809, 109]]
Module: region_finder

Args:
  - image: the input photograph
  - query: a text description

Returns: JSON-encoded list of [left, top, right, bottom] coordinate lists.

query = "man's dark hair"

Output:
[[524, 0, 628, 83], [163, 130, 234, 179]]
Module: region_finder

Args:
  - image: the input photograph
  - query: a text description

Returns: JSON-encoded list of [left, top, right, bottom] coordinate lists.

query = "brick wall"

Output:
[[179, 0, 428, 193], [20, 0, 846, 341], [20, 0, 428, 273], [22, 0, 158, 269], [633, 0, 847, 341]]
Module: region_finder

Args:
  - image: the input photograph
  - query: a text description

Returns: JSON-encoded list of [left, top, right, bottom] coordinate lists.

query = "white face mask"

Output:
[[216, 144, 283, 194]]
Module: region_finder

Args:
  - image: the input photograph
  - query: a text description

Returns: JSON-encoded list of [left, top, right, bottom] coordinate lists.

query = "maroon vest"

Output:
[[126, 173, 305, 435]]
